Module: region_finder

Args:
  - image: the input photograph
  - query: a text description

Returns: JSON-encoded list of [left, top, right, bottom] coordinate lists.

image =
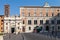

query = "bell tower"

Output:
[[4, 4, 10, 17]]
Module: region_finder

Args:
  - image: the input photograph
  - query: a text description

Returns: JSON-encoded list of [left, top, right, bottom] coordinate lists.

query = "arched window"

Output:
[[34, 12, 36, 16], [18, 27, 19, 29], [29, 27, 31, 30]]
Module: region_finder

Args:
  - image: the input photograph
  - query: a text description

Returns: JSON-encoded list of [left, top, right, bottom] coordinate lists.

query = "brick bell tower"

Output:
[[4, 4, 10, 17]]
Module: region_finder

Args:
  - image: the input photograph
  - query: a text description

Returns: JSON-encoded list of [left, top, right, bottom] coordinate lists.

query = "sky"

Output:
[[0, 0, 60, 16]]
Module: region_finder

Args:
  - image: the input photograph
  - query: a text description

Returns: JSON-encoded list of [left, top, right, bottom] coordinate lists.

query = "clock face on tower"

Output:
[[4, 5, 10, 17]]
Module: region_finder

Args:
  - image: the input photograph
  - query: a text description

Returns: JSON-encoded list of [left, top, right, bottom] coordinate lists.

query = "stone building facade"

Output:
[[4, 2, 60, 33], [20, 2, 60, 33], [4, 16, 22, 33]]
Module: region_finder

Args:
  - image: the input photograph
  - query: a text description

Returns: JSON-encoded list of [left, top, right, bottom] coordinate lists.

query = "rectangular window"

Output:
[[34, 8, 37, 12], [34, 20, 37, 25], [52, 26, 54, 30], [57, 20, 60, 24], [46, 20, 49, 24], [22, 12, 24, 16], [18, 23, 20, 25], [34, 12, 36, 16], [28, 13, 30, 16], [51, 20, 54, 24], [40, 12, 42, 16], [23, 20, 25, 24], [6, 23, 8, 25], [46, 13, 48, 16], [18, 27, 19, 29], [58, 13, 60, 17], [27, 8, 31, 12], [28, 20, 31, 25], [1, 20, 3, 22], [40, 20, 43, 24], [52, 13, 54, 16], [58, 26, 60, 30], [29, 27, 31, 30]]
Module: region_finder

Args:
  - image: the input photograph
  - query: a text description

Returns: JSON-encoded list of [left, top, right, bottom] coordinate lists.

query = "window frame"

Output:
[[28, 20, 31, 25], [34, 20, 37, 25], [40, 20, 43, 24]]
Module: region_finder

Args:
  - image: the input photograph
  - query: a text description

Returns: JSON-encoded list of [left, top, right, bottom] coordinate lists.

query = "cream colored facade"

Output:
[[4, 16, 22, 33]]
